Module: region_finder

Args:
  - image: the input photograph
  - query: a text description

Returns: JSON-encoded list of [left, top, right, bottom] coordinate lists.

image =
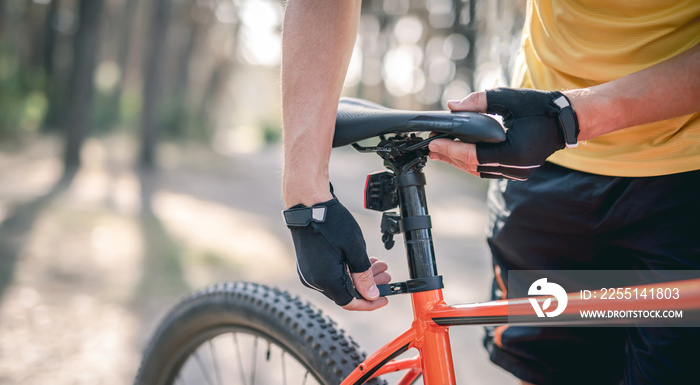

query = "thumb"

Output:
[[447, 91, 487, 113], [351, 268, 380, 300]]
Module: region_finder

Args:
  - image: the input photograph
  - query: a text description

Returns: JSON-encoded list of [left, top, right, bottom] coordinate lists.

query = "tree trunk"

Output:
[[166, 5, 200, 136], [42, 0, 60, 79], [108, 0, 138, 126], [38, 0, 61, 132], [196, 57, 232, 130], [455, 0, 477, 91], [139, 0, 172, 169], [63, 0, 103, 171], [0, 0, 6, 32]]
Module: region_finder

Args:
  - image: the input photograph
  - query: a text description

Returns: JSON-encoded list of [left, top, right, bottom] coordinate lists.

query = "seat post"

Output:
[[394, 166, 438, 279]]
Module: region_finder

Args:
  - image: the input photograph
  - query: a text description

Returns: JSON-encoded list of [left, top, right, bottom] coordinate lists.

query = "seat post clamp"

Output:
[[377, 276, 444, 297], [395, 172, 426, 188]]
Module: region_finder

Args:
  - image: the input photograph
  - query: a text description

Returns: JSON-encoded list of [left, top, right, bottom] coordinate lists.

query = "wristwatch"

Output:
[[553, 94, 580, 149]]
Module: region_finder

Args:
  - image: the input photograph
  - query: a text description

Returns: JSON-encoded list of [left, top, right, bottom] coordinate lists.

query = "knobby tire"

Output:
[[134, 281, 386, 385]]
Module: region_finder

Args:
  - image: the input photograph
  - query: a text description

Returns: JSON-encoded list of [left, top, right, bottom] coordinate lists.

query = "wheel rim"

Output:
[[166, 326, 326, 385]]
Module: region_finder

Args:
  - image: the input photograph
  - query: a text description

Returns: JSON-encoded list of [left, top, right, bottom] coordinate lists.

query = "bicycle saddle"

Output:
[[333, 97, 505, 148]]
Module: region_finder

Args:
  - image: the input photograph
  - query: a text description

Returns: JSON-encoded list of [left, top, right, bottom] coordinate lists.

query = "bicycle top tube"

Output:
[[333, 97, 505, 148]]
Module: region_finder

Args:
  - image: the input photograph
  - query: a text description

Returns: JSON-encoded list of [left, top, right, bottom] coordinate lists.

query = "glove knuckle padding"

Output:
[[287, 198, 370, 306]]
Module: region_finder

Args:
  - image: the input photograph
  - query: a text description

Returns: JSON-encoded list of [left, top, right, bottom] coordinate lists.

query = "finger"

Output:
[[430, 152, 469, 172], [428, 138, 454, 155], [429, 139, 478, 165], [447, 91, 487, 113], [429, 152, 479, 176], [369, 258, 391, 285], [342, 297, 388, 311], [428, 151, 445, 162], [369, 257, 388, 275], [431, 152, 478, 173], [373, 272, 392, 285], [429, 143, 479, 176], [351, 268, 380, 300]]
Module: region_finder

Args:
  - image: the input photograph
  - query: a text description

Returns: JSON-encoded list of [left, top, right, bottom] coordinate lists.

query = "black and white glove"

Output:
[[476, 88, 580, 181], [283, 197, 371, 306]]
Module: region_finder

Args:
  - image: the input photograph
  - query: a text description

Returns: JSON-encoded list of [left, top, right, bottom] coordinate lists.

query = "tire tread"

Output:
[[134, 281, 386, 385]]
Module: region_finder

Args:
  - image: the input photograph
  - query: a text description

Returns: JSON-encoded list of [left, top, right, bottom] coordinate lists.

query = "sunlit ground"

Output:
[[0, 135, 516, 384]]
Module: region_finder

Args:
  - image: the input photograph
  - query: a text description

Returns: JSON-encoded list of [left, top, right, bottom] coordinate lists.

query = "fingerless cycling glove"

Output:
[[284, 197, 371, 306], [476, 88, 579, 181]]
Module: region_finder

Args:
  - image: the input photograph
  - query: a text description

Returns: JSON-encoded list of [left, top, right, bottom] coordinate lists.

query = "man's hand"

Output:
[[285, 198, 389, 311], [343, 257, 390, 311], [429, 88, 576, 181], [427, 92, 486, 177], [430, 43, 700, 180]]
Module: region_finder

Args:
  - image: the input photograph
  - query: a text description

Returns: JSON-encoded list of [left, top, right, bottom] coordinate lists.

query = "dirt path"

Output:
[[0, 136, 516, 384]]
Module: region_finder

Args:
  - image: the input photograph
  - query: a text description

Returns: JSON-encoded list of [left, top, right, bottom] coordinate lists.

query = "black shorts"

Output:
[[482, 162, 700, 385]]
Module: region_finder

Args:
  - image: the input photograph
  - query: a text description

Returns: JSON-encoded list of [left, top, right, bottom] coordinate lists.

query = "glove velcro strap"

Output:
[[553, 94, 579, 149], [283, 206, 327, 227]]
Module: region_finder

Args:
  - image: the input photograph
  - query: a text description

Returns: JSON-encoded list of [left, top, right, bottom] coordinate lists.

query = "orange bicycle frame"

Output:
[[341, 278, 700, 384], [343, 137, 700, 384]]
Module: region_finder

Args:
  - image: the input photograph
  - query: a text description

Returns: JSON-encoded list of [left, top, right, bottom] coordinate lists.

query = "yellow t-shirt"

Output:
[[514, 0, 700, 177]]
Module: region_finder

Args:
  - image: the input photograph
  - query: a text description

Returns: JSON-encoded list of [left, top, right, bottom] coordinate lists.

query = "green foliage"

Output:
[[21, 92, 48, 131], [160, 94, 188, 138], [74, 84, 214, 141], [0, 47, 48, 138], [120, 90, 143, 129], [92, 90, 121, 132], [261, 120, 281, 144], [159, 93, 210, 141], [90, 87, 147, 133]]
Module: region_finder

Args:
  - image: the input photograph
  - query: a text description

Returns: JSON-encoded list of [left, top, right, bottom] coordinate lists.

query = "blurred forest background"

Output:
[[0, 0, 524, 384], [0, 0, 523, 166]]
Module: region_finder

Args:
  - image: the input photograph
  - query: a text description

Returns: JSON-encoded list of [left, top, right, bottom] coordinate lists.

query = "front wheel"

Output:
[[134, 281, 384, 385]]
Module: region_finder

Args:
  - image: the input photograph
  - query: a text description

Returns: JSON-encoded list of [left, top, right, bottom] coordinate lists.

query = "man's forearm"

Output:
[[281, 0, 362, 208], [567, 43, 700, 141]]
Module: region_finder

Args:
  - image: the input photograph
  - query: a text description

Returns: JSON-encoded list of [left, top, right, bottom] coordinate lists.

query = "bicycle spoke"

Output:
[[232, 333, 248, 385], [302, 371, 309, 385], [250, 336, 259, 385], [193, 350, 216, 385], [208, 339, 223, 385], [281, 350, 287, 385]]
